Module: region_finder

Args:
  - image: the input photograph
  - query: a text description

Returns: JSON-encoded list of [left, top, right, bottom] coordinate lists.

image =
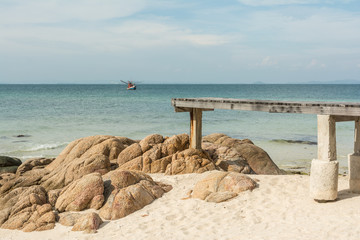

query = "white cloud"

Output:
[[258, 56, 278, 66], [307, 59, 326, 68], [0, 20, 229, 55], [237, 0, 354, 6], [0, 0, 146, 24]]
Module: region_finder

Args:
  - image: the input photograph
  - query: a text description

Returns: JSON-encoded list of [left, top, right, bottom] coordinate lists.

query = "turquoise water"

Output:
[[1, 84, 359, 172]]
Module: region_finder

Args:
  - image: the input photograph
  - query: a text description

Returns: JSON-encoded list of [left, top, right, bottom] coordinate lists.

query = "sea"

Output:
[[1, 84, 359, 173]]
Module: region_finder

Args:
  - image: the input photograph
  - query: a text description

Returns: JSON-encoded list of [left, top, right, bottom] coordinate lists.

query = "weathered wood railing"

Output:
[[172, 98, 360, 201]]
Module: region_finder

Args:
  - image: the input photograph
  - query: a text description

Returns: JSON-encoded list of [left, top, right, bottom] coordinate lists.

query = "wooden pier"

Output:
[[172, 97, 360, 201]]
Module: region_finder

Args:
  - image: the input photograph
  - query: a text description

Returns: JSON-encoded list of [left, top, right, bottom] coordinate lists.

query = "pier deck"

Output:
[[172, 97, 360, 201]]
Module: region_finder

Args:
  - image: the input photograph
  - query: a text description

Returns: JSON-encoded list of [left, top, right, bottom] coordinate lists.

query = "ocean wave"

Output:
[[26, 143, 68, 152], [1, 142, 68, 156]]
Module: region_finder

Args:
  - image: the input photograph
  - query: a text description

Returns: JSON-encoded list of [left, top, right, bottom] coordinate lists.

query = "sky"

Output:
[[0, 0, 360, 84]]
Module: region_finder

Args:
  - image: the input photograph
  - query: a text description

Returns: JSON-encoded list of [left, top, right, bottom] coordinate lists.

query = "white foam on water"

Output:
[[26, 143, 68, 152]]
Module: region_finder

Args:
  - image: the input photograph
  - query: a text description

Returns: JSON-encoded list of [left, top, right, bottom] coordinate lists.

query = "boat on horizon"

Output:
[[121, 80, 136, 90]]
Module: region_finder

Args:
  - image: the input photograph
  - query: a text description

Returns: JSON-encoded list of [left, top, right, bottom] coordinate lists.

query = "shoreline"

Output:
[[1, 172, 359, 240]]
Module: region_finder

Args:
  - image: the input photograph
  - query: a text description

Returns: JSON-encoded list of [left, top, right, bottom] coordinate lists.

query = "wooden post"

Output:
[[190, 108, 202, 149], [354, 119, 360, 155]]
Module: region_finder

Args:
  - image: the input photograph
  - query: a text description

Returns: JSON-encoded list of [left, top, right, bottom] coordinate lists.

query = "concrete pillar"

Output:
[[190, 108, 202, 149], [310, 115, 339, 201], [348, 119, 360, 193]]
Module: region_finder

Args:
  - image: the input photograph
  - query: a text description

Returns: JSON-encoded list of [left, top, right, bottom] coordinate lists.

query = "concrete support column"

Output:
[[348, 119, 360, 193], [310, 115, 339, 201], [190, 108, 202, 149]]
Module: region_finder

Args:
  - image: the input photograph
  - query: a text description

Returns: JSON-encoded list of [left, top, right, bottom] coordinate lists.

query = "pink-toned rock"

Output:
[[0, 168, 48, 196], [192, 171, 257, 202], [0, 173, 16, 188], [139, 134, 164, 152], [99, 170, 171, 220], [47, 189, 62, 207], [16, 157, 55, 176], [117, 143, 143, 166], [165, 149, 216, 175], [203, 133, 283, 175], [0, 186, 55, 231], [55, 172, 104, 212], [118, 134, 190, 174], [72, 212, 103, 234], [59, 212, 103, 234], [58, 212, 81, 226], [202, 142, 253, 174], [41, 135, 132, 191]]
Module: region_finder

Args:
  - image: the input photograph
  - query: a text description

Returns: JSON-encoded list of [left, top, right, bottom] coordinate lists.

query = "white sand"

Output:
[[2, 171, 360, 240]]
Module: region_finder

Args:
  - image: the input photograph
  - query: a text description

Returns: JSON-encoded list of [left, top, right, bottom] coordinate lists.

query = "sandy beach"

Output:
[[1, 171, 359, 240]]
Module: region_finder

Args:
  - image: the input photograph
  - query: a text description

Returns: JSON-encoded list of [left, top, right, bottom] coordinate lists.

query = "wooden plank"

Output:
[[190, 108, 202, 149], [333, 116, 360, 122], [175, 107, 214, 112], [172, 98, 360, 116]]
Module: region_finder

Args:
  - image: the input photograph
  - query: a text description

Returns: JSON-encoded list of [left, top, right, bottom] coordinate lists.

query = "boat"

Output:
[[121, 80, 137, 90]]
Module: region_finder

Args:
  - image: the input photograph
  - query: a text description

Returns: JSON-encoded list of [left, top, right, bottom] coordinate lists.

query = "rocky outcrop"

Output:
[[192, 171, 257, 203], [0, 132, 283, 233], [203, 133, 283, 175], [99, 170, 172, 220], [55, 173, 104, 212], [165, 148, 216, 175], [0, 185, 55, 231], [41, 135, 133, 191], [0, 168, 49, 196], [0, 158, 55, 195], [0, 156, 22, 174], [118, 134, 190, 173], [16, 157, 54, 176], [1, 136, 131, 195]]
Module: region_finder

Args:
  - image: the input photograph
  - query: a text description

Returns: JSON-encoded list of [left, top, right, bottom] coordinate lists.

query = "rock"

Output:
[[55, 173, 104, 212], [161, 134, 189, 156], [2, 135, 134, 196], [192, 171, 257, 202], [16, 158, 55, 176], [0, 185, 55, 231], [14, 135, 31, 138], [59, 212, 103, 234], [202, 142, 253, 174], [41, 135, 126, 191], [165, 148, 216, 175], [139, 134, 164, 152], [118, 134, 190, 174], [99, 170, 171, 220], [58, 212, 80, 226], [205, 191, 238, 203], [118, 143, 143, 166], [203, 133, 283, 175], [47, 189, 62, 207], [0, 173, 16, 188], [0, 168, 48, 196], [72, 212, 103, 233], [0, 156, 22, 174], [21, 204, 56, 232]]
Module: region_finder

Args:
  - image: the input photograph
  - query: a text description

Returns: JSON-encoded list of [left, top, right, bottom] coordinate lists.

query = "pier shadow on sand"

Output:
[[336, 189, 360, 201]]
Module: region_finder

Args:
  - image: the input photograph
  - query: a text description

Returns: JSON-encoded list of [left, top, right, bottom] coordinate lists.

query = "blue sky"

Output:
[[0, 0, 359, 84]]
